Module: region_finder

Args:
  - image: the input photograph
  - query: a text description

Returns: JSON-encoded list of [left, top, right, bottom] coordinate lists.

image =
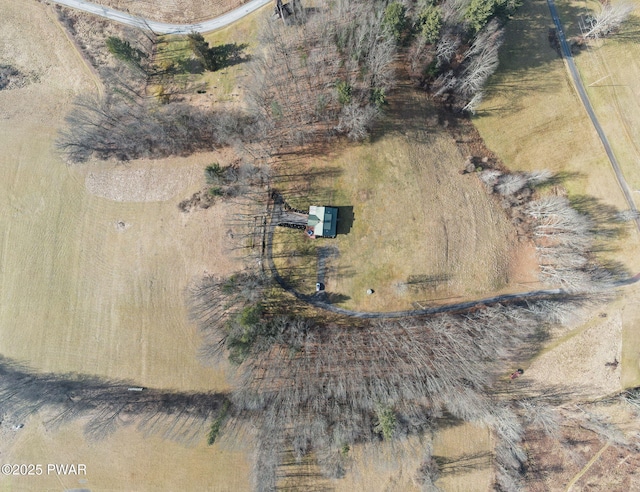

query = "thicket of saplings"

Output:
[[56, 0, 524, 163], [188, 269, 640, 491], [245, 0, 397, 147], [56, 0, 401, 162]]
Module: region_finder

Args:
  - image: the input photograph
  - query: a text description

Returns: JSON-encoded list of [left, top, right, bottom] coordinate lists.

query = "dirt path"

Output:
[[564, 442, 610, 491]]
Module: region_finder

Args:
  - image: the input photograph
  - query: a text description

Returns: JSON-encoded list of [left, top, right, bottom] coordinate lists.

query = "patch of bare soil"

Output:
[[85, 163, 195, 202], [90, 0, 247, 23]]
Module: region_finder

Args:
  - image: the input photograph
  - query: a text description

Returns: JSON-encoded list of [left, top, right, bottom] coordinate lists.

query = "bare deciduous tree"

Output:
[[582, 2, 635, 39]]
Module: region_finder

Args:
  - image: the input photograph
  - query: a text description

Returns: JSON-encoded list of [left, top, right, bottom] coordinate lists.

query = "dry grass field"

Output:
[[91, 0, 247, 24], [1, 417, 250, 491], [0, 0, 242, 393], [0, 1, 249, 489], [474, 0, 640, 387]]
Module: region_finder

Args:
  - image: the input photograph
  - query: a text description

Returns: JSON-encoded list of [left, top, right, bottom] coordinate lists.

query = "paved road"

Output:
[[49, 0, 271, 34], [547, 0, 640, 233]]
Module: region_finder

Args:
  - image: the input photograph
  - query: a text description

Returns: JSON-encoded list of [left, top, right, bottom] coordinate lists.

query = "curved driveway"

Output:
[[49, 0, 271, 34]]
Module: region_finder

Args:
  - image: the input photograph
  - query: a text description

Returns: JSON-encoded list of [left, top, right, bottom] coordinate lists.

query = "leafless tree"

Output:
[[245, 0, 396, 151], [436, 29, 462, 64], [582, 2, 635, 39], [496, 173, 528, 196], [457, 20, 504, 98], [58, 93, 251, 163]]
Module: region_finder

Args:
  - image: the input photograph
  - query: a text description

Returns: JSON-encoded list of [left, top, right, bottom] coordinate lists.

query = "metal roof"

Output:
[[308, 206, 338, 237]]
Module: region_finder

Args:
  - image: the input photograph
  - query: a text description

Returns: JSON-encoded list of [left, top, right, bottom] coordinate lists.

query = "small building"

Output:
[[306, 206, 338, 238]]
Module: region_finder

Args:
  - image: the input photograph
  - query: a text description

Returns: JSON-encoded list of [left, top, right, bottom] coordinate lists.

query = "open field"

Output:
[[90, 0, 246, 24], [0, 0, 242, 392], [474, 0, 640, 386], [563, 1, 640, 387], [1, 417, 250, 491], [0, 1, 249, 488], [275, 89, 538, 312]]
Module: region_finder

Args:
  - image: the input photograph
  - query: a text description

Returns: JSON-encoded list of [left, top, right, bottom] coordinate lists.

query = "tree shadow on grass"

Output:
[[0, 355, 229, 444], [434, 451, 493, 476], [210, 43, 251, 71]]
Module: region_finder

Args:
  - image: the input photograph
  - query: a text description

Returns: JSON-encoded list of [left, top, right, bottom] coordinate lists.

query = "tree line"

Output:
[[0, 356, 229, 444]]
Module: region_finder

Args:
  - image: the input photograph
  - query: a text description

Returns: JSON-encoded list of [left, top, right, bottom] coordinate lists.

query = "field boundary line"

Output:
[[45, 3, 105, 98], [564, 442, 610, 491]]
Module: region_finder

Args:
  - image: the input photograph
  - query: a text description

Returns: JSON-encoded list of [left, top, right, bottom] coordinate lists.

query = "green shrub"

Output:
[[336, 80, 352, 106], [419, 5, 443, 44], [370, 87, 387, 109], [374, 405, 397, 440], [106, 37, 145, 65], [465, 0, 497, 34], [205, 163, 224, 184], [207, 400, 231, 445], [383, 2, 407, 41]]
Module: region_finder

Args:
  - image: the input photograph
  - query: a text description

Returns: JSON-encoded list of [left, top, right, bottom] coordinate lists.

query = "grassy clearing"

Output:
[[272, 228, 319, 295], [432, 423, 493, 492], [474, 0, 640, 385], [274, 88, 532, 312], [329, 130, 517, 312], [200, 6, 265, 103]]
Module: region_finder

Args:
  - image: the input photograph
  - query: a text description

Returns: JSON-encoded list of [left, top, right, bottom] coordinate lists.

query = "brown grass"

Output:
[[274, 86, 538, 312], [0, 1, 250, 489], [474, 0, 640, 387], [1, 417, 250, 491], [0, 0, 243, 392], [432, 423, 493, 492]]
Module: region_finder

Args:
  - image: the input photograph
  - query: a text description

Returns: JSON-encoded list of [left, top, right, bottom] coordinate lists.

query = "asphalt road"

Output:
[[49, 0, 272, 34], [546, 0, 640, 233]]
